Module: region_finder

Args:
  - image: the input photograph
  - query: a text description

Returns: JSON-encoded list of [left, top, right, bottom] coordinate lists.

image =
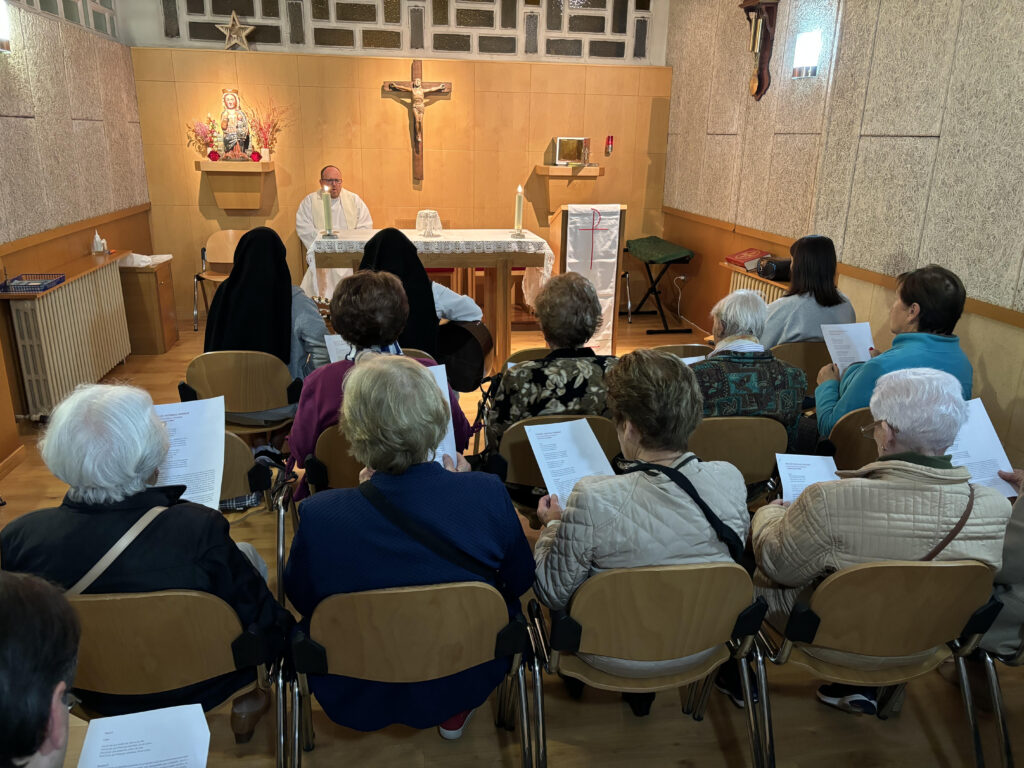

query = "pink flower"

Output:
[[208, 150, 221, 161]]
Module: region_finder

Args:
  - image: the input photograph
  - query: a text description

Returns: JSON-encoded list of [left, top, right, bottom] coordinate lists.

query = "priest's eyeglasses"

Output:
[[320, 178, 343, 185]]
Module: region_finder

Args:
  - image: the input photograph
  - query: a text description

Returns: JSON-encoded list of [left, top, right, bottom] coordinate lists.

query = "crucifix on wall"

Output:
[[383, 60, 452, 181]]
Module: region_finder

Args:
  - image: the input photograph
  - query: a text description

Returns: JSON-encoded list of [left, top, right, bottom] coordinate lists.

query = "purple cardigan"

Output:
[[288, 357, 472, 499]]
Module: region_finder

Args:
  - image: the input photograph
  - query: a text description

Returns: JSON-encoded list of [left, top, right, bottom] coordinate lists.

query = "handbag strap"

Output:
[[66, 505, 167, 596], [624, 459, 747, 566], [922, 485, 976, 562], [357, 481, 515, 602]]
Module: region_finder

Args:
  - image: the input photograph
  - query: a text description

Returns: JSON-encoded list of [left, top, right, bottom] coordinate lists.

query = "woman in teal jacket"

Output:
[[815, 264, 972, 436]]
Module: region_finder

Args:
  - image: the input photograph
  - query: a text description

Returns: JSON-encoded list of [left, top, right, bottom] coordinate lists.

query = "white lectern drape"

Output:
[[565, 204, 620, 355]]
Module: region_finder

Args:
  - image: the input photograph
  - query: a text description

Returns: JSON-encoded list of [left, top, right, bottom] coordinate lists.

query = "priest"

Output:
[[296, 165, 373, 297]]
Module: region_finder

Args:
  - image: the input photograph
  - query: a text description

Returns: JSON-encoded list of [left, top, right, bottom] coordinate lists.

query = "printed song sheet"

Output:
[[776, 454, 839, 502], [153, 398, 225, 510], [949, 399, 1016, 496], [821, 322, 874, 374], [427, 365, 458, 465], [324, 334, 353, 364], [76, 704, 210, 768], [680, 355, 706, 366], [524, 419, 615, 504]]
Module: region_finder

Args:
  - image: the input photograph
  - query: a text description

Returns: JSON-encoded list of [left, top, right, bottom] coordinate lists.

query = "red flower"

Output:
[[207, 150, 220, 161], [250, 151, 262, 162]]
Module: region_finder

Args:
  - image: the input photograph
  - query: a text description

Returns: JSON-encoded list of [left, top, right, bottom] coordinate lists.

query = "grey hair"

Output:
[[711, 289, 768, 339], [534, 272, 602, 349], [39, 384, 170, 505], [341, 355, 448, 474], [869, 368, 968, 455]]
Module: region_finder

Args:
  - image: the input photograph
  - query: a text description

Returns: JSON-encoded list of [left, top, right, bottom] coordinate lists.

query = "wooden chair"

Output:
[[401, 347, 436, 362], [688, 417, 788, 486], [70, 590, 285, 765], [770, 341, 831, 398], [183, 351, 299, 437], [222, 431, 274, 512], [289, 582, 538, 767], [543, 564, 768, 767], [503, 347, 549, 369], [757, 561, 1000, 766], [654, 343, 715, 359], [303, 425, 362, 494], [827, 407, 877, 470], [194, 229, 245, 331]]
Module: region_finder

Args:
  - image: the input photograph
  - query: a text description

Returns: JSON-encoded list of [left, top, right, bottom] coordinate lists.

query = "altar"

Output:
[[312, 229, 552, 370]]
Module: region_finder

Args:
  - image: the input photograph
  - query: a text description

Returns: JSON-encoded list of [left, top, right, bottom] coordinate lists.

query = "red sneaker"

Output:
[[438, 708, 476, 740]]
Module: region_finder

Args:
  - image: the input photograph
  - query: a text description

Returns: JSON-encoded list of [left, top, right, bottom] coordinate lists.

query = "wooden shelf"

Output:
[[533, 164, 605, 178], [194, 160, 275, 210], [533, 165, 606, 219]]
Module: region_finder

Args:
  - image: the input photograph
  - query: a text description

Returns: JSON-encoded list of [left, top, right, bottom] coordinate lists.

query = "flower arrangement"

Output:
[[186, 115, 219, 155], [245, 98, 290, 160]]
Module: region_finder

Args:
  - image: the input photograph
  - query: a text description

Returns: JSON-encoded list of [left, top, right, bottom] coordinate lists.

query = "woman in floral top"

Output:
[[484, 272, 617, 451]]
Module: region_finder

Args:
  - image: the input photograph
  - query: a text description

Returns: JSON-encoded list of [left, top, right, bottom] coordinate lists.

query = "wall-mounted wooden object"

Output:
[[194, 161, 275, 210], [533, 165, 606, 219]]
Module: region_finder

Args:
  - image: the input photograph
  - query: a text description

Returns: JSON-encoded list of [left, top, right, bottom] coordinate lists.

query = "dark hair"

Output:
[[787, 235, 843, 307], [605, 349, 703, 452], [0, 572, 80, 768], [896, 264, 966, 335], [330, 270, 409, 349]]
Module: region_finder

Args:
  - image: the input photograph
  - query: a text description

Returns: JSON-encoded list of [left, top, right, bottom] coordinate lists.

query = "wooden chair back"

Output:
[[500, 415, 620, 488], [309, 582, 509, 683], [203, 229, 246, 273], [402, 347, 436, 362], [70, 591, 243, 695], [503, 347, 549, 369], [186, 351, 294, 412], [688, 416, 788, 485], [312, 425, 363, 491], [654, 343, 715, 359], [770, 341, 831, 397], [221, 431, 255, 500], [805, 561, 994, 657], [828, 407, 877, 470], [570, 564, 753, 661]]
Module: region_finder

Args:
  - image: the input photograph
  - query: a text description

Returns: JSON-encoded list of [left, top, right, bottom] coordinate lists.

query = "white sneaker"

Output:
[[438, 708, 476, 740]]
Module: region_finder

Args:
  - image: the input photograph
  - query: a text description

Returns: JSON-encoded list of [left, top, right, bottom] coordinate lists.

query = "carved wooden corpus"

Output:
[[740, 0, 779, 101], [381, 60, 452, 181]]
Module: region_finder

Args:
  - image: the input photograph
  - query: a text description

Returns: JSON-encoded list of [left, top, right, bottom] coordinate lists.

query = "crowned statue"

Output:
[[220, 89, 251, 159]]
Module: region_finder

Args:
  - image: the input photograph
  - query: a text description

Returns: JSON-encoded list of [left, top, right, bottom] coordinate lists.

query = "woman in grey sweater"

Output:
[[760, 235, 856, 349]]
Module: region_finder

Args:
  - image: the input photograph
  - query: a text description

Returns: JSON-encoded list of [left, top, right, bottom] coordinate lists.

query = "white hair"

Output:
[[711, 289, 768, 339], [39, 384, 170, 505], [869, 368, 968, 455]]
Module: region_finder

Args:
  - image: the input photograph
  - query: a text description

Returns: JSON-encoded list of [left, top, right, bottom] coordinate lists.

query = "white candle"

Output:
[[322, 186, 332, 234], [514, 184, 524, 232]]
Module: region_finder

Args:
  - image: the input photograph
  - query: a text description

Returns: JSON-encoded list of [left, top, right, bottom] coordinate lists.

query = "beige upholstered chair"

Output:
[[194, 229, 245, 331]]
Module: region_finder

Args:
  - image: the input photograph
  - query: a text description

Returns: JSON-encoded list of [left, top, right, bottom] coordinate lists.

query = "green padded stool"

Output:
[[623, 235, 695, 335]]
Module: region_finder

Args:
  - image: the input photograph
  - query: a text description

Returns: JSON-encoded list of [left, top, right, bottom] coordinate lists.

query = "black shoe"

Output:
[[816, 684, 878, 715], [714, 661, 759, 709], [622, 691, 656, 717]]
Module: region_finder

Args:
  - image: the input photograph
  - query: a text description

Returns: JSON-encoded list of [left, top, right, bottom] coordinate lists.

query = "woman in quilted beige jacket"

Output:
[[751, 367, 1012, 714], [533, 350, 749, 703]]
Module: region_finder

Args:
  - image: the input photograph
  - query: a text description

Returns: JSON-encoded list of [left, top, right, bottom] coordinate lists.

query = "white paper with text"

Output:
[[821, 322, 874, 375], [776, 454, 839, 502], [524, 419, 615, 504], [948, 399, 1016, 496], [680, 355, 706, 366], [77, 704, 209, 768], [324, 334, 353, 364], [153, 398, 225, 510], [427, 365, 458, 465]]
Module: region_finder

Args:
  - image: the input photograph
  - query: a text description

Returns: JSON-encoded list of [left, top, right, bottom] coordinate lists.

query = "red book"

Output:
[[726, 248, 771, 271]]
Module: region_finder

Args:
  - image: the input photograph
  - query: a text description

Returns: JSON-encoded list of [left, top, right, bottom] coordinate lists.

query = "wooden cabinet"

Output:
[[120, 260, 179, 355]]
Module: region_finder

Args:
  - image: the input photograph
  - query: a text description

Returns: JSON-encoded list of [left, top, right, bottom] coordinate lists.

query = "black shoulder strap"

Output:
[[357, 481, 515, 601], [625, 460, 746, 565]]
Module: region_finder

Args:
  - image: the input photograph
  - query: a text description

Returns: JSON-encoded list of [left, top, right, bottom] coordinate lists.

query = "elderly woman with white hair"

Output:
[[748, 368, 1012, 715], [690, 289, 806, 449], [0, 384, 291, 739], [284, 355, 534, 739]]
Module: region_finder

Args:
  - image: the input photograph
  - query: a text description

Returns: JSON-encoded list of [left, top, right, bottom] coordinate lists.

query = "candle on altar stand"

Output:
[[514, 184, 524, 232], [322, 186, 333, 234]]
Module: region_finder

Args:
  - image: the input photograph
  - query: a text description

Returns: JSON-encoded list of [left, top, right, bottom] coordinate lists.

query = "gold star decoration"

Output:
[[216, 11, 255, 51]]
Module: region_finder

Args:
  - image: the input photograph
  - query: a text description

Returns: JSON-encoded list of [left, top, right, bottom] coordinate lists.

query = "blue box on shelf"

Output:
[[0, 273, 67, 294]]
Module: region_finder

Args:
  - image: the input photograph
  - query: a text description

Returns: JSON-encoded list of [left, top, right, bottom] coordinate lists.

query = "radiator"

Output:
[[727, 270, 787, 304], [10, 261, 132, 418]]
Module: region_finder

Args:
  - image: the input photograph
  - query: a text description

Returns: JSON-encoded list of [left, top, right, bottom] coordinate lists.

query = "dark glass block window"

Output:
[[546, 37, 582, 55], [185, 0, 204, 13], [525, 12, 538, 53], [611, 0, 626, 33], [635, 0, 650, 9], [311, 0, 329, 20], [633, 17, 647, 58], [433, 33, 472, 51], [263, 0, 280, 17], [383, 0, 400, 23], [362, 29, 401, 47], [336, 2, 376, 22], [313, 27, 355, 45], [456, 8, 493, 26], [410, 6, 424, 47], [432, 0, 449, 25], [479, 35, 516, 52], [546, 0, 562, 31], [589, 39, 624, 57], [212, 0, 253, 14], [568, 14, 603, 32]]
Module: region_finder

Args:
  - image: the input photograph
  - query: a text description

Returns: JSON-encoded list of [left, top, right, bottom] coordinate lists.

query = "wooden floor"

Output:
[[3, 313, 1023, 767]]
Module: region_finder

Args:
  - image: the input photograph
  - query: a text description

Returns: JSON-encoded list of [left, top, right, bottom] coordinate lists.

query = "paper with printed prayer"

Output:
[[948, 399, 1016, 496], [821, 322, 874, 375], [77, 704, 209, 768], [427, 364, 458, 466], [776, 454, 839, 502], [524, 419, 615, 504], [565, 204, 621, 356], [324, 334, 354, 364], [153, 397, 225, 511]]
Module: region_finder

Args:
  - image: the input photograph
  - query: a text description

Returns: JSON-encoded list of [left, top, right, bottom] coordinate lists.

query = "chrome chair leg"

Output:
[[956, 655, 987, 768], [753, 645, 775, 768], [290, 680, 300, 768], [692, 675, 714, 721], [193, 277, 200, 332], [981, 652, 1013, 768], [275, 665, 285, 768], [530, 654, 547, 768], [299, 675, 315, 752], [738, 656, 765, 768], [516, 664, 534, 768]]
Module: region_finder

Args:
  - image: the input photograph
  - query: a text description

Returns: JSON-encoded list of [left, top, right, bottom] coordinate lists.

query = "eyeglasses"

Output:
[[860, 419, 899, 439], [320, 178, 343, 185], [64, 691, 81, 712]]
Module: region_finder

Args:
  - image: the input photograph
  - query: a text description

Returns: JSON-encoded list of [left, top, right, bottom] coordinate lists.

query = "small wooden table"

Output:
[[313, 230, 551, 371]]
